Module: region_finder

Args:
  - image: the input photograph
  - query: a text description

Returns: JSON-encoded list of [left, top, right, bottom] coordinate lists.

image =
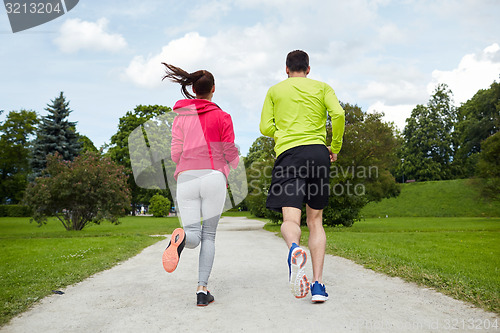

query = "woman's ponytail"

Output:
[[162, 63, 214, 99]]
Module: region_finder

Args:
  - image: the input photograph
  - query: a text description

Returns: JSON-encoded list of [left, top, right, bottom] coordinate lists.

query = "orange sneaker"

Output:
[[162, 228, 186, 273]]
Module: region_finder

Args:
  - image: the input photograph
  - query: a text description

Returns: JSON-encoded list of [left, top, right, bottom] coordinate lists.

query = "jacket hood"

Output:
[[173, 99, 220, 115]]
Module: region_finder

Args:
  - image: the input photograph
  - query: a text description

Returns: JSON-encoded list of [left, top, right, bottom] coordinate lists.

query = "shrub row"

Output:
[[0, 205, 32, 217]]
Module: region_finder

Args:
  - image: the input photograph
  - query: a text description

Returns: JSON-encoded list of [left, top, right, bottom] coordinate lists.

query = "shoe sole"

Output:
[[311, 295, 328, 303], [162, 228, 185, 273], [197, 300, 215, 307], [289, 248, 310, 298]]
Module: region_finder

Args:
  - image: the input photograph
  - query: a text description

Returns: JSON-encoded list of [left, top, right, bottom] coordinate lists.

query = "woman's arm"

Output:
[[170, 116, 183, 164], [221, 113, 239, 169]]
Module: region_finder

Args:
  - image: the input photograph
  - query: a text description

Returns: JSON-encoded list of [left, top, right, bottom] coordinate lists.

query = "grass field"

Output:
[[264, 217, 500, 314], [0, 216, 180, 327], [361, 179, 500, 218]]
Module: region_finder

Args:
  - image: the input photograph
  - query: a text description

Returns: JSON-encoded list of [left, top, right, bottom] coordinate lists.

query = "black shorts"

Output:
[[266, 144, 330, 212]]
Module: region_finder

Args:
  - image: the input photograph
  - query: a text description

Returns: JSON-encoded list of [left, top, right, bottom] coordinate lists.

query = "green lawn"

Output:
[[264, 217, 500, 314], [0, 216, 179, 327], [362, 179, 500, 218], [221, 210, 253, 217]]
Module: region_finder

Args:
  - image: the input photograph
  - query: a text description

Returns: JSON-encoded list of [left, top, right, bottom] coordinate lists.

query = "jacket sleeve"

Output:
[[170, 116, 183, 164], [324, 84, 345, 154], [259, 88, 277, 138], [221, 113, 240, 169]]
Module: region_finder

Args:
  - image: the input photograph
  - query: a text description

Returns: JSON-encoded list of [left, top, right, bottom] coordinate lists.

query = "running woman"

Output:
[[260, 50, 345, 303], [161, 64, 239, 306]]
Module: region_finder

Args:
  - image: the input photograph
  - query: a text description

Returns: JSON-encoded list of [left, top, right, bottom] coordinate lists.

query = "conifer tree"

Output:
[[31, 92, 81, 178]]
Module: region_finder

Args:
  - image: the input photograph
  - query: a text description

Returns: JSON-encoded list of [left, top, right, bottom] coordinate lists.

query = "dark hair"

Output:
[[161, 63, 215, 99], [286, 50, 309, 73]]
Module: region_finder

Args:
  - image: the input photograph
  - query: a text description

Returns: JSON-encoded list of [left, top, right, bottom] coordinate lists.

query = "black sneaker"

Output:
[[197, 291, 215, 306]]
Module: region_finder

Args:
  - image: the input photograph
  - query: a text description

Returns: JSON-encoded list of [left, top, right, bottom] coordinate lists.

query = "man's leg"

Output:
[[305, 204, 326, 283], [281, 207, 302, 248]]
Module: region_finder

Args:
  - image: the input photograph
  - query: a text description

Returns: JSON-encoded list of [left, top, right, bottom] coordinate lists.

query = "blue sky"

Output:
[[1, 0, 499, 155]]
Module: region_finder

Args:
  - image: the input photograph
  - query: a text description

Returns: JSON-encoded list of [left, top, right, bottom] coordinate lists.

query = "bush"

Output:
[[149, 194, 171, 217], [0, 205, 32, 217], [245, 159, 282, 223], [24, 152, 131, 230]]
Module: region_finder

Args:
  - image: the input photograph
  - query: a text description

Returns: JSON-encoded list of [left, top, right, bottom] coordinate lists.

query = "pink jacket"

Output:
[[171, 99, 239, 179]]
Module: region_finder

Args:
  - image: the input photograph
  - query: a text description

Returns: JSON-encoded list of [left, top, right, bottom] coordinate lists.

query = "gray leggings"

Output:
[[176, 170, 227, 287]]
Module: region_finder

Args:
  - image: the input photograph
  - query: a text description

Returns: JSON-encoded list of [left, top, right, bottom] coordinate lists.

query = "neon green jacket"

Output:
[[260, 77, 345, 157]]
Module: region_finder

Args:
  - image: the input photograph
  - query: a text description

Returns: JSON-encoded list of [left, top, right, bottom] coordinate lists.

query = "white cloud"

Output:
[[123, 26, 282, 109], [359, 79, 425, 105], [123, 26, 287, 148], [189, 0, 231, 21], [377, 23, 405, 44], [54, 18, 127, 54], [428, 43, 500, 105], [369, 43, 500, 131], [124, 32, 209, 88], [368, 101, 415, 130], [368, 43, 500, 130]]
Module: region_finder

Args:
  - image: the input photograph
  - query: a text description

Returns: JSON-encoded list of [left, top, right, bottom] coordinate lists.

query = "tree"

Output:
[[149, 194, 171, 217], [0, 110, 39, 203], [475, 131, 500, 200], [24, 152, 131, 230], [324, 104, 401, 226], [244, 136, 281, 221], [246, 155, 273, 218], [31, 92, 81, 178], [454, 80, 500, 177], [244, 136, 276, 168], [401, 84, 457, 181], [107, 105, 172, 214], [78, 135, 98, 154]]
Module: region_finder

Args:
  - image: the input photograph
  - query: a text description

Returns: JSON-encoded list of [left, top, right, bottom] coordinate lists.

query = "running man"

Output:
[[260, 50, 345, 303]]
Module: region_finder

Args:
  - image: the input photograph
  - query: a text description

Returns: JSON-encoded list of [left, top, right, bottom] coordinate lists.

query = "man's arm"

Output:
[[324, 85, 345, 154], [259, 89, 277, 138], [327, 147, 337, 162]]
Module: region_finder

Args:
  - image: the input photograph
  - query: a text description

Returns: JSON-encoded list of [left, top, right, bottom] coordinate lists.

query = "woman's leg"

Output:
[[176, 173, 202, 249], [197, 171, 227, 288]]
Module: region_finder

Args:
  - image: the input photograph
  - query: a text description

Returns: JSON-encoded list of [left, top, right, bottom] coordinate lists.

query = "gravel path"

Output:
[[2, 217, 498, 332]]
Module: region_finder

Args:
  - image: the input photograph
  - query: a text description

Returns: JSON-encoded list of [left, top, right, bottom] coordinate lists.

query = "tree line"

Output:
[[0, 79, 498, 229], [398, 82, 499, 182]]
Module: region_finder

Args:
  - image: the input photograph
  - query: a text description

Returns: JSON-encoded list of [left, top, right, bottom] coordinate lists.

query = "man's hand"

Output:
[[327, 147, 337, 162]]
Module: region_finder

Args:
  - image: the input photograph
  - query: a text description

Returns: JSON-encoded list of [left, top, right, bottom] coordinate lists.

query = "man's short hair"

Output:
[[286, 50, 309, 73]]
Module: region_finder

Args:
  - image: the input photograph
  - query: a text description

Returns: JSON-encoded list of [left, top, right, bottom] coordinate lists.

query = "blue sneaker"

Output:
[[311, 281, 328, 303], [287, 243, 310, 298]]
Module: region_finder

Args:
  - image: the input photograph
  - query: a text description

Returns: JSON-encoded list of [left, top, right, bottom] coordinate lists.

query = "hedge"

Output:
[[0, 205, 32, 217]]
